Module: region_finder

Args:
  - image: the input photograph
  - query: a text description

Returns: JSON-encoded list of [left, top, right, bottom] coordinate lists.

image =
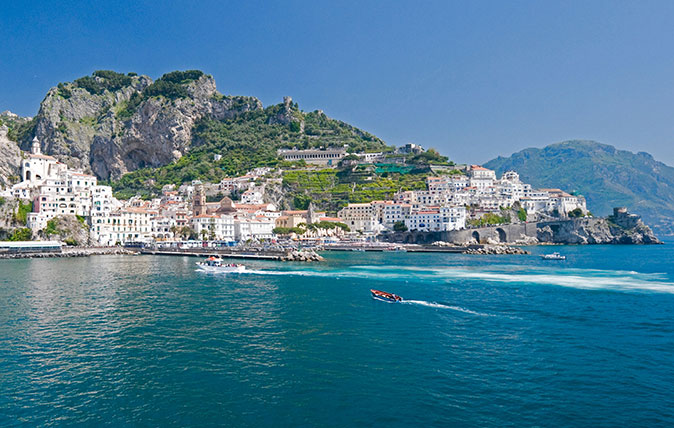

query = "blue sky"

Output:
[[2, 0, 674, 164]]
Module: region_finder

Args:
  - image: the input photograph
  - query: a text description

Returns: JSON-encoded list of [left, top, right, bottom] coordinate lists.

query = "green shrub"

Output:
[[517, 208, 527, 222], [8, 228, 32, 241], [44, 219, 60, 236], [568, 207, 584, 218], [393, 221, 408, 232], [469, 212, 510, 227], [13, 200, 32, 225], [64, 238, 78, 246]]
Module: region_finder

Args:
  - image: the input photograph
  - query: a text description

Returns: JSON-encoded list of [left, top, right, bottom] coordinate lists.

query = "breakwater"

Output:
[[0, 247, 137, 259]]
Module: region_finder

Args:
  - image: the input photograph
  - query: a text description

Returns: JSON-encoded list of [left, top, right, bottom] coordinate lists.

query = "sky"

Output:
[[1, 0, 674, 165]]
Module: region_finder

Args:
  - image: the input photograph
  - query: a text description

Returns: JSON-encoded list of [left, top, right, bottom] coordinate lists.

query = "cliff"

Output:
[[21, 70, 262, 179], [0, 125, 22, 187]]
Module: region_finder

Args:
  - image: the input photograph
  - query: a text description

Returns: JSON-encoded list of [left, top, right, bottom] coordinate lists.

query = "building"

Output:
[[404, 206, 466, 232], [277, 148, 347, 166], [337, 203, 378, 233]]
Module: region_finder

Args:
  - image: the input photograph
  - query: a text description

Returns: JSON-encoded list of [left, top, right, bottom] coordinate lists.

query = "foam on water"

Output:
[[403, 300, 490, 316], [243, 264, 674, 294]]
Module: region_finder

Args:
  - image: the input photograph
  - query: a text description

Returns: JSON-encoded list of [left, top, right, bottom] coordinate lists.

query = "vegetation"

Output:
[[568, 207, 584, 218], [468, 212, 510, 227], [5, 116, 36, 145], [13, 201, 33, 225], [0, 197, 5, 206], [307, 221, 350, 232], [393, 221, 408, 232], [73, 70, 134, 95], [282, 168, 428, 213], [110, 101, 392, 198], [117, 70, 205, 119], [273, 226, 306, 235], [517, 208, 527, 222], [8, 228, 32, 241], [407, 148, 450, 165]]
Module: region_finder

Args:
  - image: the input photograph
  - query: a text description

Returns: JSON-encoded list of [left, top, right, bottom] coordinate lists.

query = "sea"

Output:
[[1, 242, 673, 427]]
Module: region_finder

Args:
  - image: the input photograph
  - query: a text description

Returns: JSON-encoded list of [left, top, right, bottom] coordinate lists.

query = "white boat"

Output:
[[196, 256, 246, 273], [541, 252, 566, 260]]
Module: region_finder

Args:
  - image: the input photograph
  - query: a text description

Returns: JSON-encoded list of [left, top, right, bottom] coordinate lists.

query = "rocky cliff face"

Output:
[[0, 125, 22, 187], [537, 216, 661, 245], [26, 71, 262, 179]]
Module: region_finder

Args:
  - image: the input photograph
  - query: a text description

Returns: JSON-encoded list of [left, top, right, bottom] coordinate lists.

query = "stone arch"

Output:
[[495, 227, 507, 243], [472, 231, 480, 243]]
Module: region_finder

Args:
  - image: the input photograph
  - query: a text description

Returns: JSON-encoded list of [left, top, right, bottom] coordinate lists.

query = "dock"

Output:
[[140, 248, 288, 260], [322, 245, 477, 253]]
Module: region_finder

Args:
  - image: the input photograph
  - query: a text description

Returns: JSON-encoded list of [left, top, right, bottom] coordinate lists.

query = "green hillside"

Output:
[[484, 140, 674, 235], [110, 102, 393, 198]]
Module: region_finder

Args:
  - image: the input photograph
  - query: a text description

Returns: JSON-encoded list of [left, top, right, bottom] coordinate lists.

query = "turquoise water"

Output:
[[1, 243, 674, 426]]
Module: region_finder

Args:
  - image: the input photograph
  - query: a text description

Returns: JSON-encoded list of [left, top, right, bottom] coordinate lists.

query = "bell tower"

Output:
[[31, 136, 41, 155], [193, 183, 206, 216]]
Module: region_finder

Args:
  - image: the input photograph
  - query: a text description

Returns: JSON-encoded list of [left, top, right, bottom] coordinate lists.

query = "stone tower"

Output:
[[193, 183, 206, 216], [306, 202, 315, 225]]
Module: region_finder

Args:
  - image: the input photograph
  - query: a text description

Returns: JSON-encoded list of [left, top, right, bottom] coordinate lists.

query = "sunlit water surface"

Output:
[[1, 243, 673, 426]]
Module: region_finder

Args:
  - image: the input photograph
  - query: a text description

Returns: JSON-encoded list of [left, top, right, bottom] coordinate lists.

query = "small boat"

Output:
[[541, 252, 566, 260], [371, 289, 403, 302], [196, 256, 246, 273]]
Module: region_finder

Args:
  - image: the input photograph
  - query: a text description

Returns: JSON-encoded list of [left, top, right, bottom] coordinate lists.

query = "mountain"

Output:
[[8, 70, 389, 182], [484, 140, 674, 235]]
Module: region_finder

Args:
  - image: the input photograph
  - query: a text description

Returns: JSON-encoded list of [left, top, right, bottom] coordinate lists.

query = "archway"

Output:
[[472, 231, 480, 243], [495, 227, 507, 243], [25, 171, 31, 181]]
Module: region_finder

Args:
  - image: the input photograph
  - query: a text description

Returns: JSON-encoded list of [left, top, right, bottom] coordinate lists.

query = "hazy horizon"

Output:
[[3, 0, 674, 165]]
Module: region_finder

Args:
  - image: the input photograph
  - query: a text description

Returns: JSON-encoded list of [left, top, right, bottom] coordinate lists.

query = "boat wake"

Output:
[[403, 300, 490, 316], [234, 265, 674, 295]]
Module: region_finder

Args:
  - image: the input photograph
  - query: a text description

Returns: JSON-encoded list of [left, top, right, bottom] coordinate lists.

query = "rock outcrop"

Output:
[[282, 249, 324, 262], [464, 245, 529, 255], [0, 125, 21, 187], [537, 209, 661, 244], [25, 71, 263, 179], [37, 215, 90, 246]]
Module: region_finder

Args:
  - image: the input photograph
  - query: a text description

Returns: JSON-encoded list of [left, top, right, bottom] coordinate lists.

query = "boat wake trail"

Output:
[[403, 300, 489, 316]]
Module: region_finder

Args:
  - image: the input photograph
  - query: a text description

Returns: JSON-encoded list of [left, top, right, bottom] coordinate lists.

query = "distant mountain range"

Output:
[[485, 140, 674, 235]]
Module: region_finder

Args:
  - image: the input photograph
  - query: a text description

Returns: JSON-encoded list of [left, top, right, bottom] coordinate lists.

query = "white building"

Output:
[[192, 214, 236, 241], [277, 148, 346, 166], [337, 203, 379, 233], [404, 206, 466, 232]]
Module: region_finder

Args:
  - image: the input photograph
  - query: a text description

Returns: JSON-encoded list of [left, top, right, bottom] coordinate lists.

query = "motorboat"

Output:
[[383, 245, 407, 252], [371, 289, 403, 302], [541, 252, 566, 260], [196, 256, 246, 273]]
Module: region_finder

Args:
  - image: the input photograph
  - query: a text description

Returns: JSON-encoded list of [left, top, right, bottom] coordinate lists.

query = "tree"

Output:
[[208, 224, 216, 240], [568, 207, 584, 218], [393, 221, 408, 232]]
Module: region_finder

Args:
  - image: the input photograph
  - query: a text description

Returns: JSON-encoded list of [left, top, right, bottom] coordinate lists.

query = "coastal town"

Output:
[[0, 132, 589, 248]]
